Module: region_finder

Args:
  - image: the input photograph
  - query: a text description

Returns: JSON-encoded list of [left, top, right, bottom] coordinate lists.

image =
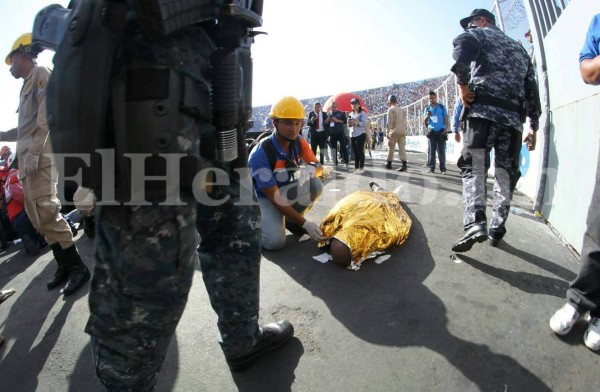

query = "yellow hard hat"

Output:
[[6, 33, 32, 65], [269, 96, 305, 119]]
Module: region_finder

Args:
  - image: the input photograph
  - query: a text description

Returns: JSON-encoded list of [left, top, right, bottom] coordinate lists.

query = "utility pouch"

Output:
[[112, 59, 205, 203]]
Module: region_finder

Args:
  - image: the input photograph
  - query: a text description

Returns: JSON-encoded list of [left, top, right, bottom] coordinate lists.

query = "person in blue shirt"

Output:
[[549, 13, 600, 352], [423, 91, 449, 174], [249, 96, 325, 250], [453, 99, 463, 142]]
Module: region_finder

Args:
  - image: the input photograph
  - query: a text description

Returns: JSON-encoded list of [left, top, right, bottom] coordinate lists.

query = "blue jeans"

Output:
[[428, 131, 447, 172], [258, 176, 323, 250], [329, 131, 349, 165]]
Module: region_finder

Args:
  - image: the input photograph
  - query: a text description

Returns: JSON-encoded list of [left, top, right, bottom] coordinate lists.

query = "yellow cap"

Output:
[[269, 96, 305, 119], [6, 33, 32, 65]]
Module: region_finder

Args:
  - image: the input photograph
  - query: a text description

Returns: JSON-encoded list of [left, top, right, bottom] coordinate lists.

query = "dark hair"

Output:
[[429, 90, 436, 96]]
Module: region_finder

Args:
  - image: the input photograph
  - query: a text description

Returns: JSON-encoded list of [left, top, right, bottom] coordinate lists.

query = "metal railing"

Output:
[[369, 0, 571, 135], [369, 74, 459, 136]]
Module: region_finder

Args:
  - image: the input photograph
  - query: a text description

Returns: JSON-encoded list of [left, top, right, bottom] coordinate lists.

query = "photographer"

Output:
[[327, 101, 348, 166], [423, 91, 449, 174]]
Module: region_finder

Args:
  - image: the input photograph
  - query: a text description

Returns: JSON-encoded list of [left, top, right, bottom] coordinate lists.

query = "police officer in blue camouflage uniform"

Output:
[[449, 9, 541, 253], [33, 0, 293, 389]]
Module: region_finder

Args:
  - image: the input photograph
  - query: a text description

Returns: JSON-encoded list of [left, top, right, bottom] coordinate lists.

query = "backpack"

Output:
[[247, 131, 302, 170]]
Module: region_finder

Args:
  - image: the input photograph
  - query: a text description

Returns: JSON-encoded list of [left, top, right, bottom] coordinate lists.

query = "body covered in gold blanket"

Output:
[[319, 190, 411, 269]]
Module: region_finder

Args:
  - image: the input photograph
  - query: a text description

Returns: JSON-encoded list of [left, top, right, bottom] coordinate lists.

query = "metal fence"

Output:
[[368, 74, 458, 136]]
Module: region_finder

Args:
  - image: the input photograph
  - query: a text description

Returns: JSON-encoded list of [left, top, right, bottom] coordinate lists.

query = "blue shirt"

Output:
[[581, 14, 600, 62], [328, 110, 347, 134], [453, 100, 463, 132], [424, 103, 448, 131]]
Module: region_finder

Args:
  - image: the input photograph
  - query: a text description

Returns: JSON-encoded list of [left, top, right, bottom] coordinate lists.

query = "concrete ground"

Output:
[[1, 149, 598, 392]]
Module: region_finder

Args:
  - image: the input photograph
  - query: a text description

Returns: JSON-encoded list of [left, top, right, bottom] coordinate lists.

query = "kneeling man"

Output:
[[249, 96, 325, 250]]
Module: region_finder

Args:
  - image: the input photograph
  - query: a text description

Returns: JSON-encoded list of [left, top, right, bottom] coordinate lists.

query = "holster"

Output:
[[45, 0, 128, 191]]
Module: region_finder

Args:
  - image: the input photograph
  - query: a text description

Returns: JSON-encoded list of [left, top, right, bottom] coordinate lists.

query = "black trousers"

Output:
[[329, 131, 349, 165], [351, 133, 366, 169], [568, 146, 600, 317], [310, 129, 328, 164]]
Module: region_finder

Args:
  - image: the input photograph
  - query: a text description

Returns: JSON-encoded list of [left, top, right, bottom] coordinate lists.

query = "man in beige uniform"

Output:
[[384, 94, 408, 172], [1, 33, 89, 296]]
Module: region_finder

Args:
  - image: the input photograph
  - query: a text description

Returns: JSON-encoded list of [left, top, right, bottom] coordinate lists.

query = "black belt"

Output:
[[474, 95, 521, 114]]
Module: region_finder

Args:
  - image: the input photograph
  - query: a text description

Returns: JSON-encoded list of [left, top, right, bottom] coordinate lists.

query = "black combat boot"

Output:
[[60, 244, 91, 296], [47, 243, 69, 289], [385, 161, 392, 169], [225, 320, 294, 371], [397, 160, 407, 172], [452, 223, 488, 253]]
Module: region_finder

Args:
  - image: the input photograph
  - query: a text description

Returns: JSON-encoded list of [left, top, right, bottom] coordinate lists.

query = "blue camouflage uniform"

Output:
[[451, 23, 541, 238], [85, 25, 212, 390], [196, 162, 262, 358], [83, 10, 263, 391]]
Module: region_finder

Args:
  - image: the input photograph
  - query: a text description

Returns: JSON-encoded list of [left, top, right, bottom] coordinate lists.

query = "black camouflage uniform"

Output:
[[451, 18, 541, 241]]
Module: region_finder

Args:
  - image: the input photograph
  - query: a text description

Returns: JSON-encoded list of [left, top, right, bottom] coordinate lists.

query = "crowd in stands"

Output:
[[249, 74, 451, 134]]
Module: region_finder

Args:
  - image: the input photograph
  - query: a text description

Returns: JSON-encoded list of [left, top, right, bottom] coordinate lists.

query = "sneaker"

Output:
[[0, 288, 16, 304], [584, 317, 600, 351], [225, 321, 294, 371], [441, 171, 447, 175], [427, 169, 435, 173], [549, 303, 580, 335]]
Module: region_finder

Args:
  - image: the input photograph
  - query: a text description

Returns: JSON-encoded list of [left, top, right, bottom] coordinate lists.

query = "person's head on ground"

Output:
[[269, 96, 305, 142], [6, 33, 38, 79], [460, 9, 496, 29], [330, 238, 352, 267]]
